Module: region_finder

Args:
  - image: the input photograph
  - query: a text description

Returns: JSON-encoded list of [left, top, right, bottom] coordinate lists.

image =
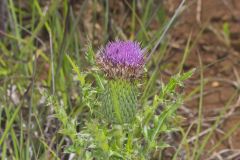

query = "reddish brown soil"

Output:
[[164, 0, 240, 159]]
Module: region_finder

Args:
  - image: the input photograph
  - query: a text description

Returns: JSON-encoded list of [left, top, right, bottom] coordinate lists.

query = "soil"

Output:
[[163, 0, 240, 159]]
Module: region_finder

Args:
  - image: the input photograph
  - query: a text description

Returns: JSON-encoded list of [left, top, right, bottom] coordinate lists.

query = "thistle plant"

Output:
[[96, 41, 145, 123], [51, 41, 194, 159]]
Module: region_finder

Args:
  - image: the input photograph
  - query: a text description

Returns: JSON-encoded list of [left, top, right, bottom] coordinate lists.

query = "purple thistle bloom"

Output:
[[104, 41, 144, 67], [96, 40, 145, 79]]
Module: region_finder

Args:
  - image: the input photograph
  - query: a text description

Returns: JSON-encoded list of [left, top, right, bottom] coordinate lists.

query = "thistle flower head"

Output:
[[96, 40, 145, 79]]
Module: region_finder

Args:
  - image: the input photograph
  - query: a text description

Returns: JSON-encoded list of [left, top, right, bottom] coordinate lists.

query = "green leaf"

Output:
[[66, 54, 85, 86]]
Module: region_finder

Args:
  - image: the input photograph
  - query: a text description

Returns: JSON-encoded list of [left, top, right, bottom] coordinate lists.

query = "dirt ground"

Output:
[[163, 0, 240, 159]]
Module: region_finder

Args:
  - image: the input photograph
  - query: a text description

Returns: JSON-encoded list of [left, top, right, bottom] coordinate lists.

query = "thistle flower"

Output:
[[96, 40, 145, 80], [97, 40, 145, 124]]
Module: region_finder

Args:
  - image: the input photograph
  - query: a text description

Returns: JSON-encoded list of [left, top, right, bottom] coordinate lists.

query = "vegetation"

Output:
[[0, 0, 239, 159]]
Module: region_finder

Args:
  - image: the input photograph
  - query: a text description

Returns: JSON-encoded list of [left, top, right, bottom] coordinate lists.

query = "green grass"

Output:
[[0, 0, 239, 159]]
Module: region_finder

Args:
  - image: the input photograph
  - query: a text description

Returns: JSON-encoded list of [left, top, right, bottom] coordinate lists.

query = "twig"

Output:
[[196, 0, 202, 24], [207, 149, 240, 160], [187, 97, 240, 143], [226, 151, 240, 160]]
